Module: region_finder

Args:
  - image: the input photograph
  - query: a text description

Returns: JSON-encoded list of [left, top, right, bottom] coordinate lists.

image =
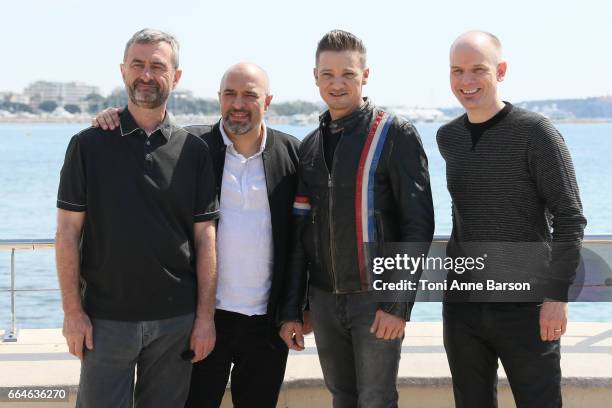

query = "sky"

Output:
[[3, 0, 611, 107]]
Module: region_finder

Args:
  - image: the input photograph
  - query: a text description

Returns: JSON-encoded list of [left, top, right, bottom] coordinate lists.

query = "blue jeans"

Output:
[[76, 313, 194, 408], [308, 286, 402, 408]]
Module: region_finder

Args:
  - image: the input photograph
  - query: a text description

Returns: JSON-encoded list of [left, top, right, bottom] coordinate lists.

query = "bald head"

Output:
[[448, 31, 507, 122], [218, 62, 274, 138], [219, 62, 270, 95], [450, 31, 502, 65]]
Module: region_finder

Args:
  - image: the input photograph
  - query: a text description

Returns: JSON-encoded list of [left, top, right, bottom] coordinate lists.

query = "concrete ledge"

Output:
[[269, 376, 612, 388], [2, 323, 612, 407]]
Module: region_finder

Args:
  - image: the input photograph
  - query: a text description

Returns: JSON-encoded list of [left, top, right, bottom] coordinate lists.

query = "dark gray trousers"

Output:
[[76, 313, 194, 408], [308, 286, 402, 408]]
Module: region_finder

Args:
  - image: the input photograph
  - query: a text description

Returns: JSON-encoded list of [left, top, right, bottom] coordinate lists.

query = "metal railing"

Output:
[[1, 239, 55, 342], [2, 235, 612, 342]]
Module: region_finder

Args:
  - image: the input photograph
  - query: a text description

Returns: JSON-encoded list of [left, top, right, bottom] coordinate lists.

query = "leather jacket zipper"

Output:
[[319, 128, 344, 292], [327, 173, 336, 290]]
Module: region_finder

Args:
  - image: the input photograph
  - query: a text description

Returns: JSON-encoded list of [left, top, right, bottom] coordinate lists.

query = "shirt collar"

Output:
[[219, 119, 267, 158], [319, 97, 373, 131], [119, 107, 177, 141]]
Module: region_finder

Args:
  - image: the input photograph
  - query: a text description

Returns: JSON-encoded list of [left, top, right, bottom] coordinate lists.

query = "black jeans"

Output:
[[185, 309, 288, 408], [308, 286, 402, 408], [443, 302, 562, 408]]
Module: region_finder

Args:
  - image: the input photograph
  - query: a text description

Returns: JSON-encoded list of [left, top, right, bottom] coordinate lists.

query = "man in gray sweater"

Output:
[[437, 31, 586, 408]]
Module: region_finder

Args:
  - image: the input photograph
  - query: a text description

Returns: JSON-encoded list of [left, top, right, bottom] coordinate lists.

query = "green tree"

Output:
[[64, 104, 82, 114], [105, 89, 128, 109], [38, 100, 58, 113], [84, 93, 105, 114], [0, 102, 33, 113]]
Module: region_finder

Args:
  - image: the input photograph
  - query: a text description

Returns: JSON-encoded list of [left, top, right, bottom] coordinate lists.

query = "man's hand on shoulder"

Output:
[[279, 321, 305, 351], [62, 309, 93, 360], [370, 309, 405, 340], [190, 316, 216, 363], [91, 107, 123, 130], [539, 301, 568, 341]]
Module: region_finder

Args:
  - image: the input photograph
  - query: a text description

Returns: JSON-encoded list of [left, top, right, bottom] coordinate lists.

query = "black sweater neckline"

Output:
[[463, 102, 513, 150]]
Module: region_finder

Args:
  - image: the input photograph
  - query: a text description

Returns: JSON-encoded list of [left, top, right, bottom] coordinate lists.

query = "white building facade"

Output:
[[24, 81, 99, 111]]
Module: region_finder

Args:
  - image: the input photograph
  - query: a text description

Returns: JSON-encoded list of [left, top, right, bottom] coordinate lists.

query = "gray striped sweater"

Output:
[[436, 106, 587, 301]]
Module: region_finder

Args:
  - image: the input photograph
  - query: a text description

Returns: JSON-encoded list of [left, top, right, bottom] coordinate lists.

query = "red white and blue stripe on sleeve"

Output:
[[292, 196, 311, 216], [355, 111, 393, 289]]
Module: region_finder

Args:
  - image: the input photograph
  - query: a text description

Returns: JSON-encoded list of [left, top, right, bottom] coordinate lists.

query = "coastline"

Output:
[[0, 114, 221, 125], [1, 115, 610, 125]]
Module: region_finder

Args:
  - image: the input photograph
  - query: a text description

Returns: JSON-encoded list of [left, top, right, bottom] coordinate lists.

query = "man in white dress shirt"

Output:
[[184, 64, 301, 407]]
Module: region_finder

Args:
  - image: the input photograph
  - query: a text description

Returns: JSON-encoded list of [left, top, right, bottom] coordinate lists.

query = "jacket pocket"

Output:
[[374, 210, 385, 242], [302, 207, 321, 264], [311, 207, 320, 262], [374, 210, 385, 257]]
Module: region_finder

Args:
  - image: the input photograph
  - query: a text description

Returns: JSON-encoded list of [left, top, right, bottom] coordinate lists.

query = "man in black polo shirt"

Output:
[[55, 28, 219, 408], [437, 31, 586, 407], [93, 63, 303, 408]]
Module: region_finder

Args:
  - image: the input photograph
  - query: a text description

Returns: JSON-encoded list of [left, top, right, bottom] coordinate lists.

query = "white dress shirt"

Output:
[[216, 121, 273, 316]]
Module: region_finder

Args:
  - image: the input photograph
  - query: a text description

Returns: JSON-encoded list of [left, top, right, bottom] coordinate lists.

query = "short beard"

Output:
[[127, 80, 168, 109], [223, 111, 253, 135]]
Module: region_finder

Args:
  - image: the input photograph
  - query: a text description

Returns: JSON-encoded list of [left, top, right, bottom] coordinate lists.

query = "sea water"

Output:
[[1, 121, 611, 328]]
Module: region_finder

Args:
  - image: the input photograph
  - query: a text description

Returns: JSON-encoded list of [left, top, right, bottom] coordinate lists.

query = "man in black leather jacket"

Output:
[[279, 30, 435, 408]]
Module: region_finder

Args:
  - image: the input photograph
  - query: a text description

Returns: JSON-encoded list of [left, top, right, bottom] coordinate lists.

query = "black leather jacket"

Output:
[[281, 100, 435, 322]]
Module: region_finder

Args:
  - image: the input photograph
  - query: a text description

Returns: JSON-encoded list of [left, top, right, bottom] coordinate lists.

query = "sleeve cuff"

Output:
[[57, 199, 87, 212], [379, 302, 413, 321], [194, 210, 220, 223], [536, 279, 571, 302], [278, 309, 304, 326]]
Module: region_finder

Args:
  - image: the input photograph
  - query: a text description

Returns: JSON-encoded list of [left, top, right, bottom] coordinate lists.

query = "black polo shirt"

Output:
[[57, 109, 219, 321]]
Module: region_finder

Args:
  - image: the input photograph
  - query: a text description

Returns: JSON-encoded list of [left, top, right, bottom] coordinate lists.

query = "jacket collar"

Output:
[[319, 98, 374, 132], [119, 107, 176, 141]]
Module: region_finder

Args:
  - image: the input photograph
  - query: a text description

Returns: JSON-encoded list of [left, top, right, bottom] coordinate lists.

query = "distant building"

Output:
[[388, 106, 447, 122], [171, 89, 194, 99], [167, 88, 194, 111], [0, 92, 30, 105], [522, 103, 575, 121], [24, 81, 99, 111]]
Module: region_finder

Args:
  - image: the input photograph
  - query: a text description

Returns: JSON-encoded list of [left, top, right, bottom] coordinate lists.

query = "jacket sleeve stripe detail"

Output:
[[355, 111, 393, 289], [293, 196, 311, 215]]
